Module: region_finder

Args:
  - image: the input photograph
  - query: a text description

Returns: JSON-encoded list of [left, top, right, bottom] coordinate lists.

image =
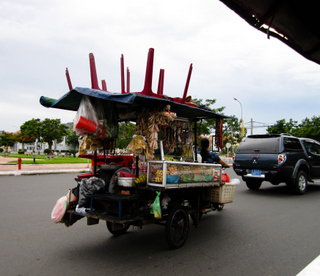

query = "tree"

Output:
[[117, 122, 136, 149], [40, 119, 68, 151], [295, 116, 320, 141], [192, 98, 226, 136], [267, 117, 320, 141], [267, 119, 298, 135], [191, 98, 244, 152], [16, 118, 41, 149], [66, 124, 79, 157], [0, 132, 15, 152], [223, 116, 243, 153]]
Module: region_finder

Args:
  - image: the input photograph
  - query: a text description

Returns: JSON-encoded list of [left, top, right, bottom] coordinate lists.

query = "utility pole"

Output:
[[251, 118, 253, 135]]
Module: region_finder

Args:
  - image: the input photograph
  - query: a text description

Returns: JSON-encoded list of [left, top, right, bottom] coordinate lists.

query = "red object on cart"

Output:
[[221, 172, 230, 183], [77, 154, 134, 179], [75, 116, 97, 134]]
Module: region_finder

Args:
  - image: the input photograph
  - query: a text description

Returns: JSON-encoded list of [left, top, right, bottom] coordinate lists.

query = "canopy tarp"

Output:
[[220, 0, 320, 65], [40, 87, 228, 121]]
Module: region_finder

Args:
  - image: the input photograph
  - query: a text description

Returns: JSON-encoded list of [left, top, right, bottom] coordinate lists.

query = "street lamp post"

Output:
[[234, 98, 244, 137], [234, 98, 243, 122]]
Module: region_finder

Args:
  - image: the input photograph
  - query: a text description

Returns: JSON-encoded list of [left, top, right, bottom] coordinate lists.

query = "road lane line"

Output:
[[297, 255, 320, 276]]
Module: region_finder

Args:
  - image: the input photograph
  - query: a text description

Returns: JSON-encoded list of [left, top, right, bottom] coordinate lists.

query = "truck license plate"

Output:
[[252, 169, 261, 176]]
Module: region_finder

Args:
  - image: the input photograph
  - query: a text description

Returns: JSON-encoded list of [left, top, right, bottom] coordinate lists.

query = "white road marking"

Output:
[[297, 255, 320, 276]]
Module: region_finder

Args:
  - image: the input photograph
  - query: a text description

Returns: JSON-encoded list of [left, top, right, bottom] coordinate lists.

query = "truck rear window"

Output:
[[236, 136, 303, 154], [236, 137, 280, 153]]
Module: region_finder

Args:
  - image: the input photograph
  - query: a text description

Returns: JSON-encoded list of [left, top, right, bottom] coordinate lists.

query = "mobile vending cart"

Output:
[[43, 48, 237, 249]]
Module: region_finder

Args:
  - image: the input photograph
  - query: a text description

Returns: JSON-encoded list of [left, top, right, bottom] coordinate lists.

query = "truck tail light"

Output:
[[278, 154, 287, 165]]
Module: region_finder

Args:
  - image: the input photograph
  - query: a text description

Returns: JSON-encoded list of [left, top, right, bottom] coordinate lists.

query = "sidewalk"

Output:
[[0, 156, 233, 177], [0, 156, 91, 176]]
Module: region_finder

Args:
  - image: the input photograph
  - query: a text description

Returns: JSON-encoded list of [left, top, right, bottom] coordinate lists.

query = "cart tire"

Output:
[[165, 206, 189, 249], [211, 203, 224, 211], [217, 204, 224, 211], [106, 221, 130, 236]]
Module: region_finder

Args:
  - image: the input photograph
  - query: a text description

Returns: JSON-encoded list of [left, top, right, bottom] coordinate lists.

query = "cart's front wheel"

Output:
[[106, 221, 130, 236], [165, 206, 189, 249]]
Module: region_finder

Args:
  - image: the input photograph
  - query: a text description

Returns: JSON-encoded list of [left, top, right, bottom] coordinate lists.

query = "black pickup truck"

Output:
[[233, 134, 320, 194]]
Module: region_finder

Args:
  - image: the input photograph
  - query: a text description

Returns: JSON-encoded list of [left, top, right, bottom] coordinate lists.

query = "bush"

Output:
[[18, 149, 24, 154], [0, 148, 3, 153], [44, 149, 52, 155]]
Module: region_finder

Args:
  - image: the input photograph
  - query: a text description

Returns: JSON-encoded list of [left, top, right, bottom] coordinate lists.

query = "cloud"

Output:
[[1, 0, 320, 135]]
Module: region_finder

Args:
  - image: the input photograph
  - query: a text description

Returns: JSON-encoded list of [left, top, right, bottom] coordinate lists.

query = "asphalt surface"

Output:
[[1, 169, 320, 275]]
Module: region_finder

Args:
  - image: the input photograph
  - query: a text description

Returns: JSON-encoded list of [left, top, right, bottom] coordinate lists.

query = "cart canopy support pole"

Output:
[[93, 150, 97, 176], [135, 156, 139, 178], [194, 120, 198, 162]]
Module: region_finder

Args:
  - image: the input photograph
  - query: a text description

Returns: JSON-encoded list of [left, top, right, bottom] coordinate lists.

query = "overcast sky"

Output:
[[1, 0, 320, 134]]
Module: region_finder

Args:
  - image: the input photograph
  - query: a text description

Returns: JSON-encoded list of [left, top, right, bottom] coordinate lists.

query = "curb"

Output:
[[0, 169, 91, 176]]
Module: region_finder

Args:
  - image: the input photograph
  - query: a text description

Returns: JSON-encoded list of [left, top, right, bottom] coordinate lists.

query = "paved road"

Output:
[[1, 170, 320, 275]]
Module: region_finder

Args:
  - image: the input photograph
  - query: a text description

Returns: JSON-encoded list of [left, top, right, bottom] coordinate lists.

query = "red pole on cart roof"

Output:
[[65, 68, 73, 91], [141, 48, 154, 96], [89, 53, 100, 90], [182, 63, 193, 102], [127, 67, 130, 93], [121, 54, 126, 94], [101, 80, 107, 91], [157, 69, 164, 95]]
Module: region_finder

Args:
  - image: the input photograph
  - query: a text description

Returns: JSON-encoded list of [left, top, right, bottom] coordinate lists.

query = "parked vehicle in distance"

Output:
[[233, 134, 320, 194]]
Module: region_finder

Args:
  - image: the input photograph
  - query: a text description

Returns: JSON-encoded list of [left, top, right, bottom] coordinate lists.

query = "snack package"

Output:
[[127, 135, 146, 155]]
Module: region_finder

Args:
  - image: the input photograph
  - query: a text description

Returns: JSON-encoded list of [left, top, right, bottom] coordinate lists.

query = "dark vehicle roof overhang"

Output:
[[40, 87, 229, 121], [220, 0, 320, 65]]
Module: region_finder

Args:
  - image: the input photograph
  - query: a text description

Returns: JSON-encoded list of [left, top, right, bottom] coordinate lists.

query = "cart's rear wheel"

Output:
[[106, 221, 130, 236], [211, 203, 224, 211], [165, 206, 189, 249]]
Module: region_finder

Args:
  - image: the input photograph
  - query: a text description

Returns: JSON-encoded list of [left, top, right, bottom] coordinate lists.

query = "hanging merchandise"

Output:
[[127, 135, 146, 155], [150, 191, 162, 219], [215, 117, 224, 151], [78, 135, 103, 155], [51, 190, 72, 223], [134, 105, 177, 160], [98, 100, 119, 139], [74, 96, 99, 135]]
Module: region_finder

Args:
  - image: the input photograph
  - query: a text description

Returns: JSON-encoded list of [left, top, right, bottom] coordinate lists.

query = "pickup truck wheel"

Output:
[[291, 170, 308, 195], [245, 179, 262, 190]]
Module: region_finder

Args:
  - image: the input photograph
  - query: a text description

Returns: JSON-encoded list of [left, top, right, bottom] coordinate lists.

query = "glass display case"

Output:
[[147, 160, 222, 188]]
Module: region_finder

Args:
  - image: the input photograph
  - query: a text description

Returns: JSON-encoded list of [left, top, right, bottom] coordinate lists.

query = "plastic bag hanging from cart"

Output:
[[150, 191, 162, 219], [74, 96, 99, 135], [51, 190, 72, 223]]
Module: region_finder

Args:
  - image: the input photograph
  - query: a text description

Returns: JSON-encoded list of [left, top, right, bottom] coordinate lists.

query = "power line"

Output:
[[244, 120, 272, 129]]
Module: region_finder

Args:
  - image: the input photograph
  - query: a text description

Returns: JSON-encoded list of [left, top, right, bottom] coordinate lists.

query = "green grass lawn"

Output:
[[1, 153, 90, 164]]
